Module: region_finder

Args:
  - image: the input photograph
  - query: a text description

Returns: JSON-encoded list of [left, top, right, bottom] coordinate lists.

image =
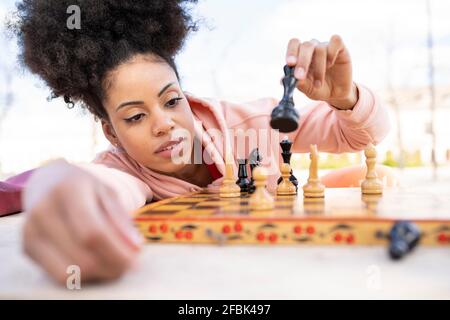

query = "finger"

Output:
[[310, 43, 327, 88], [327, 34, 344, 68], [59, 186, 137, 277], [23, 219, 71, 285], [31, 200, 103, 280], [97, 184, 143, 251], [295, 39, 319, 80], [285, 38, 300, 66], [296, 77, 314, 97]]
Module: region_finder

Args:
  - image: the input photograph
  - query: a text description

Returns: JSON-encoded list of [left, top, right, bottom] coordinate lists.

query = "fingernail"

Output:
[[314, 80, 322, 88], [287, 56, 296, 65], [295, 68, 305, 79]]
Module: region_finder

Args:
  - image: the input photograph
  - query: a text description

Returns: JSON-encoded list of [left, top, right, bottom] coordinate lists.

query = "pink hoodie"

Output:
[[22, 83, 390, 213]]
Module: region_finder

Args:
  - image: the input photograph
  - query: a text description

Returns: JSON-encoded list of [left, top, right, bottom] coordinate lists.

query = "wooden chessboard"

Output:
[[133, 188, 450, 246]]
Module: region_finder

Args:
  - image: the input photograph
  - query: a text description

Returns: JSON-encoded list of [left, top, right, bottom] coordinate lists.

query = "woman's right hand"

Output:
[[22, 163, 143, 285]]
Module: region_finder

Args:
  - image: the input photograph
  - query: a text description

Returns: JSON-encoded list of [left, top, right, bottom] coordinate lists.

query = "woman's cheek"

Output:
[[120, 130, 152, 157]]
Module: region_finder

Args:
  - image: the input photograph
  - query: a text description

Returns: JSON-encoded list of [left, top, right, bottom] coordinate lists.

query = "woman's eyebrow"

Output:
[[158, 82, 175, 97], [116, 100, 144, 111], [115, 82, 176, 111]]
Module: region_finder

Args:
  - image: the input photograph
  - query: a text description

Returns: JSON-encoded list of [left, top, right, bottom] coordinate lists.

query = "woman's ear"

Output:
[[101, 119, 121, 148]]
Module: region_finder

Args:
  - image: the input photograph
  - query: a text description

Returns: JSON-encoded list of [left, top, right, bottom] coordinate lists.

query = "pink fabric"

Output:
[[22, 84, 390, 213], [0, 170, 34, 216]]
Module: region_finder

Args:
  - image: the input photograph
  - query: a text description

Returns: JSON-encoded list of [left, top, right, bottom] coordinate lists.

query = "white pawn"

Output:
[[220, 154, 240, 198], [249, 167, 274, 210], [361, 143, 383, 195], [277, 163, 296, 195], [303, 144, 325, 198]]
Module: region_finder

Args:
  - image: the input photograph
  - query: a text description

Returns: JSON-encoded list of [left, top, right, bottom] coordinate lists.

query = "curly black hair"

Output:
[[10, 0, 198, 119]]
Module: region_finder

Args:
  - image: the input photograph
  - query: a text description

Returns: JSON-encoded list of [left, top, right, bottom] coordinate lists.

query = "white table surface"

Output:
[[1, 214, 450, 299]]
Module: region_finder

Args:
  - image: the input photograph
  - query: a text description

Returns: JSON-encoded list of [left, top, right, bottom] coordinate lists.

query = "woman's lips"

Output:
[[155, 137, 184, 153], [154, 137, 186, 159]]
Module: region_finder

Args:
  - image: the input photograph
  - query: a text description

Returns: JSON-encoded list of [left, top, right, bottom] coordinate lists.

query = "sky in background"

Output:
[[0, 0, 449, 175]]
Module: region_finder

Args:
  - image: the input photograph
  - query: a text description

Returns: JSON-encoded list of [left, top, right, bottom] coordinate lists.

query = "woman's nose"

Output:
[[152, 112, 175, 137]]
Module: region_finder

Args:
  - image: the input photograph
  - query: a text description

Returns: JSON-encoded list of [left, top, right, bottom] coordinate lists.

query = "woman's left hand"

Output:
[[285, 35, 358, 110]]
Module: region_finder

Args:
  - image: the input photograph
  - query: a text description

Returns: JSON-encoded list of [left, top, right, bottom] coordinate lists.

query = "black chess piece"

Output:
[[248, 148, 262, 194], [235, 159, 250, 193], [277, 137, 298, 191], [388, 221, 421, 260], [270, 65, 300, 133]]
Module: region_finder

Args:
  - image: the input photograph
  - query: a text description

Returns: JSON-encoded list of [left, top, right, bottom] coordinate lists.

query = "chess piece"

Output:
[[235, 159, 250, 193], [277, 137, 298, 191], [248, 148, 262, 194], [361, 143, 383, 195], [389, 221, 421, 260], [249, 167, 274, 210], [270, 65, 300, 133], [302, 144, 325, 198], [277, 163, 296, 195], [220, 154, 241, 198]]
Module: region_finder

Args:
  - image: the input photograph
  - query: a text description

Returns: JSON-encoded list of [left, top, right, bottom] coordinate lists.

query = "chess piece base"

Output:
[[219, 183, 241, 198], [236, 180, 250, 193], [303, 191, 325, 198], [270, 108, 299, 133], [302, 180, 325, 198], [361, 180, 383, 195]]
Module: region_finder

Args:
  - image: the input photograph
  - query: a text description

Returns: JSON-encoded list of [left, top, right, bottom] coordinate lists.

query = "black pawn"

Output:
[[248, 148, 262, 194], [388, 221, 421, 260], [277, 138, 298, 191], [235, 159, 250, 193], [270, 65, 300, 133]]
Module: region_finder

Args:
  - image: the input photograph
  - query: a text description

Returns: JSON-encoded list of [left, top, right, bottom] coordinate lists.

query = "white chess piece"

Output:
[[249, 167, 274, 210]]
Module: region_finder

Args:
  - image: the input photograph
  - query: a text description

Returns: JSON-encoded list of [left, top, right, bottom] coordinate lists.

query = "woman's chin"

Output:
[[147, 162, 190, 176]]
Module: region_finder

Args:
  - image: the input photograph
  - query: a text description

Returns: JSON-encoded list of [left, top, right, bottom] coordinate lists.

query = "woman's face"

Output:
[[101, 54, 195, 174]]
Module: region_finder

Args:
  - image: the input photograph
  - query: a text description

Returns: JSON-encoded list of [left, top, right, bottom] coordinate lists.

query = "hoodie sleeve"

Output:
[[288, 83, 391, 153], [22, 158, 152, 215], [224, 83, 390, 153]]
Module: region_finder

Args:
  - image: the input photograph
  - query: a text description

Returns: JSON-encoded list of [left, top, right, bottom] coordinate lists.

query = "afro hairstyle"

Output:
[[11, 0, 198, 119]]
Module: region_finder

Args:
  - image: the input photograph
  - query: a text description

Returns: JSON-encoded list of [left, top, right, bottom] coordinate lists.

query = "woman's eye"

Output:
[[125, 114, 145, 123], [165, 97, 183, 108]]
